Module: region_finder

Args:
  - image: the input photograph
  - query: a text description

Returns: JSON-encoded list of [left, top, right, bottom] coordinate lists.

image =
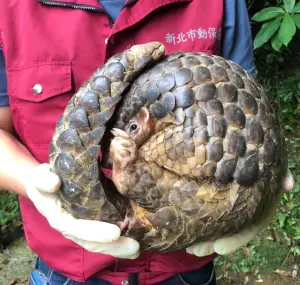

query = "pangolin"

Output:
[[49, 42, 288, 251]]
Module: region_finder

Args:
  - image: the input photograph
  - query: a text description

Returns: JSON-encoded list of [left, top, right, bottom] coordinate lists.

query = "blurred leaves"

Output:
[[253, 17, 282, 49], [252, 0, 300, 50], [0, 192, 20, 226], [252, 7, 285, 21]]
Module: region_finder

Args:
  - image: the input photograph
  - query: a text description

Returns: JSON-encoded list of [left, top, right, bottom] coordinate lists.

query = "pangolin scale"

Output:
[[49, 42, 288, 251]]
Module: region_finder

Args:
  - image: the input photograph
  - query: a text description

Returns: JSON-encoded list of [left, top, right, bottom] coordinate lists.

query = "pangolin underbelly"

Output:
[[49, 42, 288, 251]]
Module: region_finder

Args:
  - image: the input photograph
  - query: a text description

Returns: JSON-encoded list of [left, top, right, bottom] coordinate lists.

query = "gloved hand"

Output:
[[186, 169, 295, 257], [24, 163, 140, 259]]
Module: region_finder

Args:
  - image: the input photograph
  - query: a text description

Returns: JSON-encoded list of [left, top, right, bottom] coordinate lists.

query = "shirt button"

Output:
[[105, 38, 108, 44], [121, 281, 128, 285], [33, 84, 43, 94]]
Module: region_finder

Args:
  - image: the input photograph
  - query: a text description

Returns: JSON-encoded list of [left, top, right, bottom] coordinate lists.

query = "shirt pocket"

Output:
[[7, 61, 73, 157]]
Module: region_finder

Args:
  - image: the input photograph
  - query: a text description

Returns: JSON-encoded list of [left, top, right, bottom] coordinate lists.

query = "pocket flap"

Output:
[[8, 61, 72, 102]]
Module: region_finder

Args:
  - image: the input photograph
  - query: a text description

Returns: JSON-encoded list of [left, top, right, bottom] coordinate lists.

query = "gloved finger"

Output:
[[187, 171, 294, 257], [51, 216, 122, 243], [282, 169, 296, 192], [70, 236, 140, 259], [25, 182, 59, 215], [26, 184, 122, 243], [213, 227, 259, 255], [213, 186, 284, 255], [32, 163, 62, 193], [186, 241, 215, 257], [213, 201, 278, 255], [213, 214, 276, 255], [122, 251, 141, 260]]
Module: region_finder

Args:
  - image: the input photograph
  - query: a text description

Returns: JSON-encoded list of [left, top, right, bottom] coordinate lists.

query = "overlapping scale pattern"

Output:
[[113, 51, 287, 250], [49, 42, 165, 222], [50, 43, 287, 252]]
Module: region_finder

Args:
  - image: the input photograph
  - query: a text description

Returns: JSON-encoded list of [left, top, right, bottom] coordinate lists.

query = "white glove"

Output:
[[186, 169, 295, 257], [24, 163, 140, 259]]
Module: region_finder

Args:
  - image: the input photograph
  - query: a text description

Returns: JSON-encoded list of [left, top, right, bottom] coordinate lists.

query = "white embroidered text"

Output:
[[166, 27, 222, 45]]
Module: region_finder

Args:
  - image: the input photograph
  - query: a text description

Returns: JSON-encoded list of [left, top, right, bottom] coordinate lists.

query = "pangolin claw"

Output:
[[111, 128, 131, 139]]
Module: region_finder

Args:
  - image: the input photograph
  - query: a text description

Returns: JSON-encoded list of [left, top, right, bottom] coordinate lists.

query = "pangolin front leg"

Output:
[[110, 128, 139, 195]]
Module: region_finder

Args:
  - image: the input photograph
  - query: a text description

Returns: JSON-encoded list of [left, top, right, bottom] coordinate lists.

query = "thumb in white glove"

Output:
[[24, 163, 140, 259], [186, 169, 296, 257]]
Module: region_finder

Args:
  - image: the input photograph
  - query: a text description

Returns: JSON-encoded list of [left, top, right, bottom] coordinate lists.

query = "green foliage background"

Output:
[[249, 0, 300, 123], [215, 0, 300, 276], [249, 0, 300, 257]]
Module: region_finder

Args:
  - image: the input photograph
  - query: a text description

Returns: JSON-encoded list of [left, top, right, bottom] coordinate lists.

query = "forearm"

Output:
[[0, 129, 39, 196], [0, 49, 38, 195]]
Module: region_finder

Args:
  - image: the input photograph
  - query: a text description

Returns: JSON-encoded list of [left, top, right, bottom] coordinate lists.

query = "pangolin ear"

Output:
[[137, 107, 150, 124]]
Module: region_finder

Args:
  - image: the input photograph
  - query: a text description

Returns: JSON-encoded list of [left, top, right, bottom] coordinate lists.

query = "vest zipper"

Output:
[[129, 272, 139, 285], [122, 0, 138, 9], [38, 0, 115, 26]]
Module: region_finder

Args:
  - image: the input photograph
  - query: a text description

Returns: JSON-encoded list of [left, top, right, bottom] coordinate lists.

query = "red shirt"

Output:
[[0, 0, 222, 283]]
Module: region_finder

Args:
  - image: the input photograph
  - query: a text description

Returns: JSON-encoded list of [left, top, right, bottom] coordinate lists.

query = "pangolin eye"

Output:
[[129, 123, 138, 132]]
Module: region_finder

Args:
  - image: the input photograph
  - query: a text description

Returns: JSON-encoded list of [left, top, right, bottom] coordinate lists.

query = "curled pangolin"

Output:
[[49, 42, 288, 251]]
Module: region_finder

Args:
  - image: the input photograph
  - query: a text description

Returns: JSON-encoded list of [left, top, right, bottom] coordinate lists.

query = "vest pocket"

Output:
[[7, 61, 73, 155]]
